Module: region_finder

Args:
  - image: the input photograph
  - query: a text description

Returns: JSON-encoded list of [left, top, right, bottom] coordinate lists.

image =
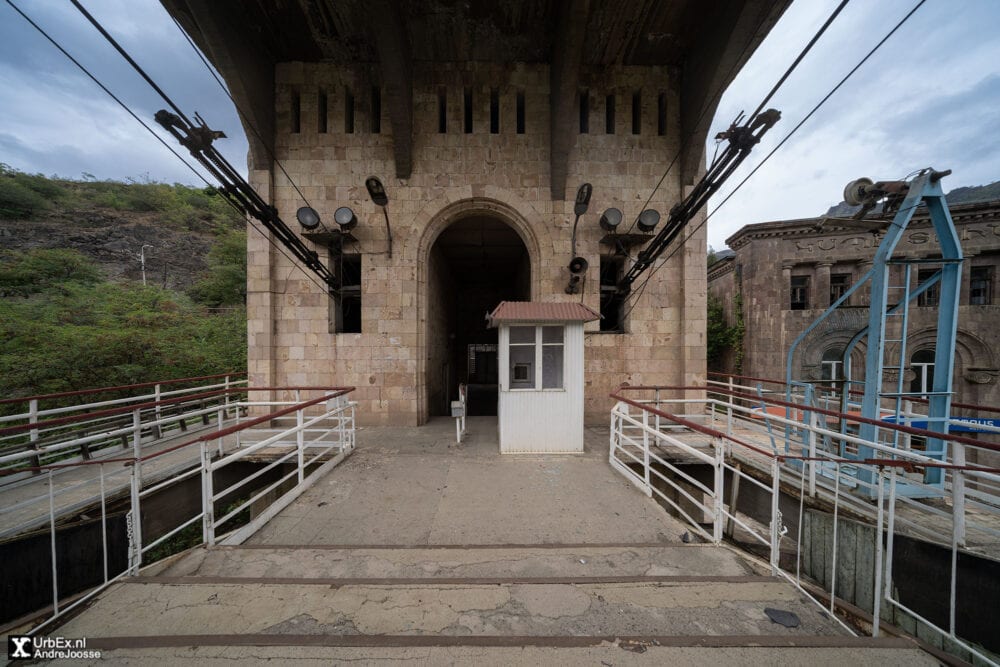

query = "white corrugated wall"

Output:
[[498, 322, 585, 453]]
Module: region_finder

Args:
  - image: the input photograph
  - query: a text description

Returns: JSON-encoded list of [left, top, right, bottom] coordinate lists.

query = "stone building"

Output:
[[708, 199, 1000, 407], [163, 0, 790, 424]]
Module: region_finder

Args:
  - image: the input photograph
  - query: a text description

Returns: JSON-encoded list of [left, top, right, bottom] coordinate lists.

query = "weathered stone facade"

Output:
[[249, 63, 708, 425], [708, 200, 1000, 408]]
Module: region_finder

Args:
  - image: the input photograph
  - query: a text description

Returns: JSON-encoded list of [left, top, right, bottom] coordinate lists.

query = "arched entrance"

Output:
[[426, 215, 531, 417]]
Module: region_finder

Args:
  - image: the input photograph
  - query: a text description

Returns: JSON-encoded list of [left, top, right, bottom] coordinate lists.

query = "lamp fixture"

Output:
[[296, 206, 322, 230], [365, 176, 392, 257], [599, 207, 623, 232], [637, 209, 660, 233], [334, 206, 358, 231]]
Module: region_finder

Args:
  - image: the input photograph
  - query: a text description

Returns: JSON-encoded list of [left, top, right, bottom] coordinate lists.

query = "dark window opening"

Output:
[[371, 86, 381, 134], [331, 253, 362, 333], [657, 92, 667, 136], [970, 266, 993, 305], [291, 90, 301, 133], [579, 90, 589, 134], [490, 88, 500, 134], [516, 91, 525, 134], [438, 87, 447, 133], [790, 275, 809, 310], [830, 273, 851, 305], [631, 91, 641, 135], [463, 87, 473, 134], [917, 268, 940, 307], [600, 256, 625, 332], [317, 90, 328, 133], [605, 94, 615, 134], [344, 87, 355, 134]]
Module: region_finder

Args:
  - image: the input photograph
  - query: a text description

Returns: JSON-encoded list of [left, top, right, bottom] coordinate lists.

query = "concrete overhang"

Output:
[[162, 0, 790, 191]]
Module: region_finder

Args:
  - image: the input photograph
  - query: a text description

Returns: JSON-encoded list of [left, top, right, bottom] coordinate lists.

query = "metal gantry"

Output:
[[786, 169, 961, 497]]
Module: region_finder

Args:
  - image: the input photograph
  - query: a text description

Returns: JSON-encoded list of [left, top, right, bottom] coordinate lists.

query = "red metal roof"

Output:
[[487, 301, 601, 326]]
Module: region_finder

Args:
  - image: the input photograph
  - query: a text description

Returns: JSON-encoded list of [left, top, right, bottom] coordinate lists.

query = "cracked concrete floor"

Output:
[[247, 418, 689, 546]]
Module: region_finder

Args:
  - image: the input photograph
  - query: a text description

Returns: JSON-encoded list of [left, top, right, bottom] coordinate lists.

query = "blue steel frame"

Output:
[[786, 171, 962, 497]]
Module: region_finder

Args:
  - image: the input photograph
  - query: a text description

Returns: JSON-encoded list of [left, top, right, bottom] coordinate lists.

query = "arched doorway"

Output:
[[426, 215, 531, 417]]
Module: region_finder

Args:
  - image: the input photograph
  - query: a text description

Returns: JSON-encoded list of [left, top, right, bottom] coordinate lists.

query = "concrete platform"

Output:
[[248, 418, 689, 546], [33, 417, 939, 665]]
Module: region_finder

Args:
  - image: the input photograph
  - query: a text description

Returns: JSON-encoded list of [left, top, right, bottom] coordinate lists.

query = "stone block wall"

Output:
[[248, 62, 706, 425]]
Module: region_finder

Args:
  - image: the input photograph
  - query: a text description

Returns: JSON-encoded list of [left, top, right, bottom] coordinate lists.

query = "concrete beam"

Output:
[[369, 0, 413, 179], [160, 0, 276, 170], [549, 0, 591, 201], [679, 0, 790, 185]]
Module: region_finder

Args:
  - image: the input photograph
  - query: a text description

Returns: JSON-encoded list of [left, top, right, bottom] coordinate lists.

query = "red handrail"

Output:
[[614, 384, 1000, 454]]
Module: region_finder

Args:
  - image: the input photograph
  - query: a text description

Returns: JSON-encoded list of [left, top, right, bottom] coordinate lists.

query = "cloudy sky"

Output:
[[1, 0, 997, 251]]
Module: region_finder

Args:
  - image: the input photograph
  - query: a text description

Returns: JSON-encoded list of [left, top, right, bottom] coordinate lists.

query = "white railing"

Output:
[[1, 386, 355, 634], [610, 384, 1000, 666], [0, 373, 248, 477]]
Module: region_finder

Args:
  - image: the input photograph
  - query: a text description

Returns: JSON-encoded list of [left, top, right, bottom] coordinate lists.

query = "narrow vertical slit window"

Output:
[[291, 90, 301, 133], [631, 91, 641, 135], [463, 87, 473, 133], [516, 90, 525, 134], [579, 90, 589, 134], [344, 87, 355, 134], [605, 94, 615, 134], [317, 89, 328, 133], [371, 86, 381, 134], [438, 87, 447, 133], [657, 92, 667, 136], [490, 87, 500, 134]]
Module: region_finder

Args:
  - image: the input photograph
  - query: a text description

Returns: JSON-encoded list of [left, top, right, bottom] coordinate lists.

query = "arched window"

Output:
[[910, 349, 935, 396]]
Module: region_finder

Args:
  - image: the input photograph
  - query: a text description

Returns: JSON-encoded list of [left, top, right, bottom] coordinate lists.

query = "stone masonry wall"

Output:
[[248, 62, 705, 425]]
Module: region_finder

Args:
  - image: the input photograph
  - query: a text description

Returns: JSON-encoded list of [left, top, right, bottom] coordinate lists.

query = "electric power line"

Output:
[[6, 0, 336, 299], [621, 0, 850, 237], [166, 14, 323, 224], [619, 0, 928, 322]]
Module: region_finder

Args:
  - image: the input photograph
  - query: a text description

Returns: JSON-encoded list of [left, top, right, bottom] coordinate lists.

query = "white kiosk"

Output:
[[488, 301, 600, 453]]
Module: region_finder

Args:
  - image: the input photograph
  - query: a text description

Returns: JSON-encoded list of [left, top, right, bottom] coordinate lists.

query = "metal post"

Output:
[[642, 407, 651, 493], [727, 378, 734, 436], [153, 383, 162, 439], [129, 408, 143, 574], [770, 458, 781, 575], [297, 405, 305, 484], [48, 471, 59, 615], [872, 468, 886, 637], [829, 463, 841, 614], [29, 397, 41, 469], [713, 438, 724, 543], [203, 442, 215, 546], [100, 464, 108, 583], [224, 374, 231, 418], [217, 406, 225, 457], [654, 389, 661, 434], [884, 467, 897, 608], [808, 412, 818, 497]]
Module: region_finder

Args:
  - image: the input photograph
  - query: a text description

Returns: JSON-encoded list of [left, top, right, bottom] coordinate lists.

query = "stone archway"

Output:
[[413, 197, 542, 423]]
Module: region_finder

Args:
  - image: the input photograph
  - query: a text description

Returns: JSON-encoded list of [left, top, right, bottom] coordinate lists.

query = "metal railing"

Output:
[[1, 386, 355, 634], [0, 373, 248, 477], [609, 383, 1000, 666]]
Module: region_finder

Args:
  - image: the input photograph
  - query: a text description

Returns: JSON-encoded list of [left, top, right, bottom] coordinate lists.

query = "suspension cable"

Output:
[[618, 0, 928, 322], [6, 0, 337, 298]]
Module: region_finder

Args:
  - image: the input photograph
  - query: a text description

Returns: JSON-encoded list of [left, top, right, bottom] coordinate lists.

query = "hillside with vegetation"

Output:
[[0, 165, 248, 402]]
